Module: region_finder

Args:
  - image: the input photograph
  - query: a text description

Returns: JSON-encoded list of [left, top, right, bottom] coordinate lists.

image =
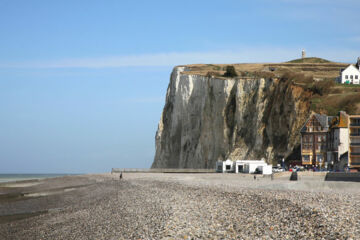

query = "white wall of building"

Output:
[[243, 162, 268, 174], [235, 160, 268, 173], [216, 160, 234, 172], [258, 165, 273, 175], [327, 127, 349, 164], [338, 128, 349, 158], [340, 65, 360, 84], [218, 159, 272, 174]]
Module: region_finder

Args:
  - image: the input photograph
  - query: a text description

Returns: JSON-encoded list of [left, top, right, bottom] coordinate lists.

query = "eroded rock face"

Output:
[[152, 67, 311, 168]]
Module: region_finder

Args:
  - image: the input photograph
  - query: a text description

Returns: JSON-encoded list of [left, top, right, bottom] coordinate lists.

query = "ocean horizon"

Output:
[[0, 173, 81, 183]]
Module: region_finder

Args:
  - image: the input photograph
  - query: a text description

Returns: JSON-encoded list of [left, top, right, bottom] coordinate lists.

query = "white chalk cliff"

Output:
[[152, 66, 310, 168]]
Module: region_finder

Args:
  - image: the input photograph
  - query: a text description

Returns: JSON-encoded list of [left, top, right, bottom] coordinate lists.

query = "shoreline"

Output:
[[0, 173, 83, 184]]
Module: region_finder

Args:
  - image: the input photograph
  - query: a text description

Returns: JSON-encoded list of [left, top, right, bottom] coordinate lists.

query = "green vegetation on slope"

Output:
[[287, 57, 331, 64], [281, 72, 360, 115]]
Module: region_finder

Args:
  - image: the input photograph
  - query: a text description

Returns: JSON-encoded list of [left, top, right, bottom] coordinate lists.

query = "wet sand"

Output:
[[1, 173, 360, 239]]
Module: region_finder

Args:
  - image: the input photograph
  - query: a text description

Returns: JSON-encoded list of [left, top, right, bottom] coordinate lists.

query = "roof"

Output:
[[337, 111, 348, 128], [342, 64, 360, 74], [300, 113, 332, 133], [314, 113, 330, 128], [330, 111, 348, 128]]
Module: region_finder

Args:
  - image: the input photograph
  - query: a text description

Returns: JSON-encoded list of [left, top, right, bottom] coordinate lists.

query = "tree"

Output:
[[223, 66, 238, 77]]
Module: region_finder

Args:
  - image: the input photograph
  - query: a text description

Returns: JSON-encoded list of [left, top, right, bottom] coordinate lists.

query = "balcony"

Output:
[[350, 152, 360, 156], [350, 134, 360, 137], [350, 159, 360, 166], [350, 155, 360, 165], [350, 123, 360, 127]]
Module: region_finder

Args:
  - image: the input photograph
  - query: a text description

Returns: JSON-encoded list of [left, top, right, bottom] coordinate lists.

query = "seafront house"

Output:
[[234, 159, 272, 174], [301, 112, 360, 171], [337, 57, 360, 84], [327, 111, 349, 170], [216, 159, 272, 174], [300, 113, 332, 167], [216, 159, 234, 173], [349, 115, 360, 169]]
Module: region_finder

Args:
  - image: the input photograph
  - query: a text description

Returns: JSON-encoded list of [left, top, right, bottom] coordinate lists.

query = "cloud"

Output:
[[0, 47, 301, 68], [0, 46, 358, 68]]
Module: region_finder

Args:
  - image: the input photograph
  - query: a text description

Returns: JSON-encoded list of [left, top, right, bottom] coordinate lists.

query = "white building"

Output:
[[327, 111, 350, 170], [257, 165, 273, 175], [216, 159, 234, 173], [338, 64, 360, 84], [234, 159, 272, 175]]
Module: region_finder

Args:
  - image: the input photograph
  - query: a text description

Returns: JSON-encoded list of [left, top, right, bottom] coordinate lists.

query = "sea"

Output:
[[0, 174, 79, 183]]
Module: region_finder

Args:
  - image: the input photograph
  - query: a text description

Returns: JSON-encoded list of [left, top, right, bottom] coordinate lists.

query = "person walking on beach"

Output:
[[120, 172, 123, 180]]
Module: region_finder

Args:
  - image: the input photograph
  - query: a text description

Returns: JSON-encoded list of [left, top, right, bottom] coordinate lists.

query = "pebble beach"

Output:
[[1, 173, 360, 239]]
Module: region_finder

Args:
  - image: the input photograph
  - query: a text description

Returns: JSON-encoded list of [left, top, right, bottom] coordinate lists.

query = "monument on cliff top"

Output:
[[302, 49, 306, 59]]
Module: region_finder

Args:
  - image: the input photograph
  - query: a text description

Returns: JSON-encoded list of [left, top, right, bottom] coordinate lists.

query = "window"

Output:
[[308, 127, 312, 132], [322, 135, 326, 142], [351, 75, 354, 79], [317, 155, 323, 163], [303, 155, 310, 161], [346, 75, 349, 79], [356, 75, 359, 79], [318, 136, 322, 142], [306, 143, 313, 149], [226, 165, 231, 170]]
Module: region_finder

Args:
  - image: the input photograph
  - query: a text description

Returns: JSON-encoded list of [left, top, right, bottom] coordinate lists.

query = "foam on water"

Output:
[[0, 174, 75, 183]]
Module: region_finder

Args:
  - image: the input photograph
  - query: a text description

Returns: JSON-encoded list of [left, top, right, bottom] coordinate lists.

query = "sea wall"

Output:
[[325, 172, 360, 182]]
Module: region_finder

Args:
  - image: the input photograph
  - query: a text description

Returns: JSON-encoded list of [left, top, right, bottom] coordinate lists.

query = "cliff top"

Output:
[[179, 58, 347, 79], [287, 57, 331, 63], [178, 58, 360, 115]]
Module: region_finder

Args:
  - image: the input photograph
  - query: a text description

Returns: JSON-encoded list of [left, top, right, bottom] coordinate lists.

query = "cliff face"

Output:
[[152, 67, 311, 168]]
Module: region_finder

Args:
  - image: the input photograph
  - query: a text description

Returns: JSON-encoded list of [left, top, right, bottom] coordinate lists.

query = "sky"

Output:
[[0, 0, 359, 173]]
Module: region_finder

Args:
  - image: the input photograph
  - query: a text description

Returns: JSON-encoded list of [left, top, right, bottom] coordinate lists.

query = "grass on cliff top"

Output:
[[181, 58, 359, 114], [182, 58, 347, 79], [287, 57, 331, 64]]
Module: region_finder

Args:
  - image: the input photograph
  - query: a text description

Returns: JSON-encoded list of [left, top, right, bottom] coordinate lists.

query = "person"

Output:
[[254, 175, 256, 180], [120, 172, 123, 180]]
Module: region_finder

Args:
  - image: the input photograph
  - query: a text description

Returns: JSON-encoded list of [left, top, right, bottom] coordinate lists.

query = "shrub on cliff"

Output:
[[206, 71, 222, 78], [223, 66, 238, 77], [311, 80, 335, 96], [253, 71, 275, 79], [281, 72, 313, 84]]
